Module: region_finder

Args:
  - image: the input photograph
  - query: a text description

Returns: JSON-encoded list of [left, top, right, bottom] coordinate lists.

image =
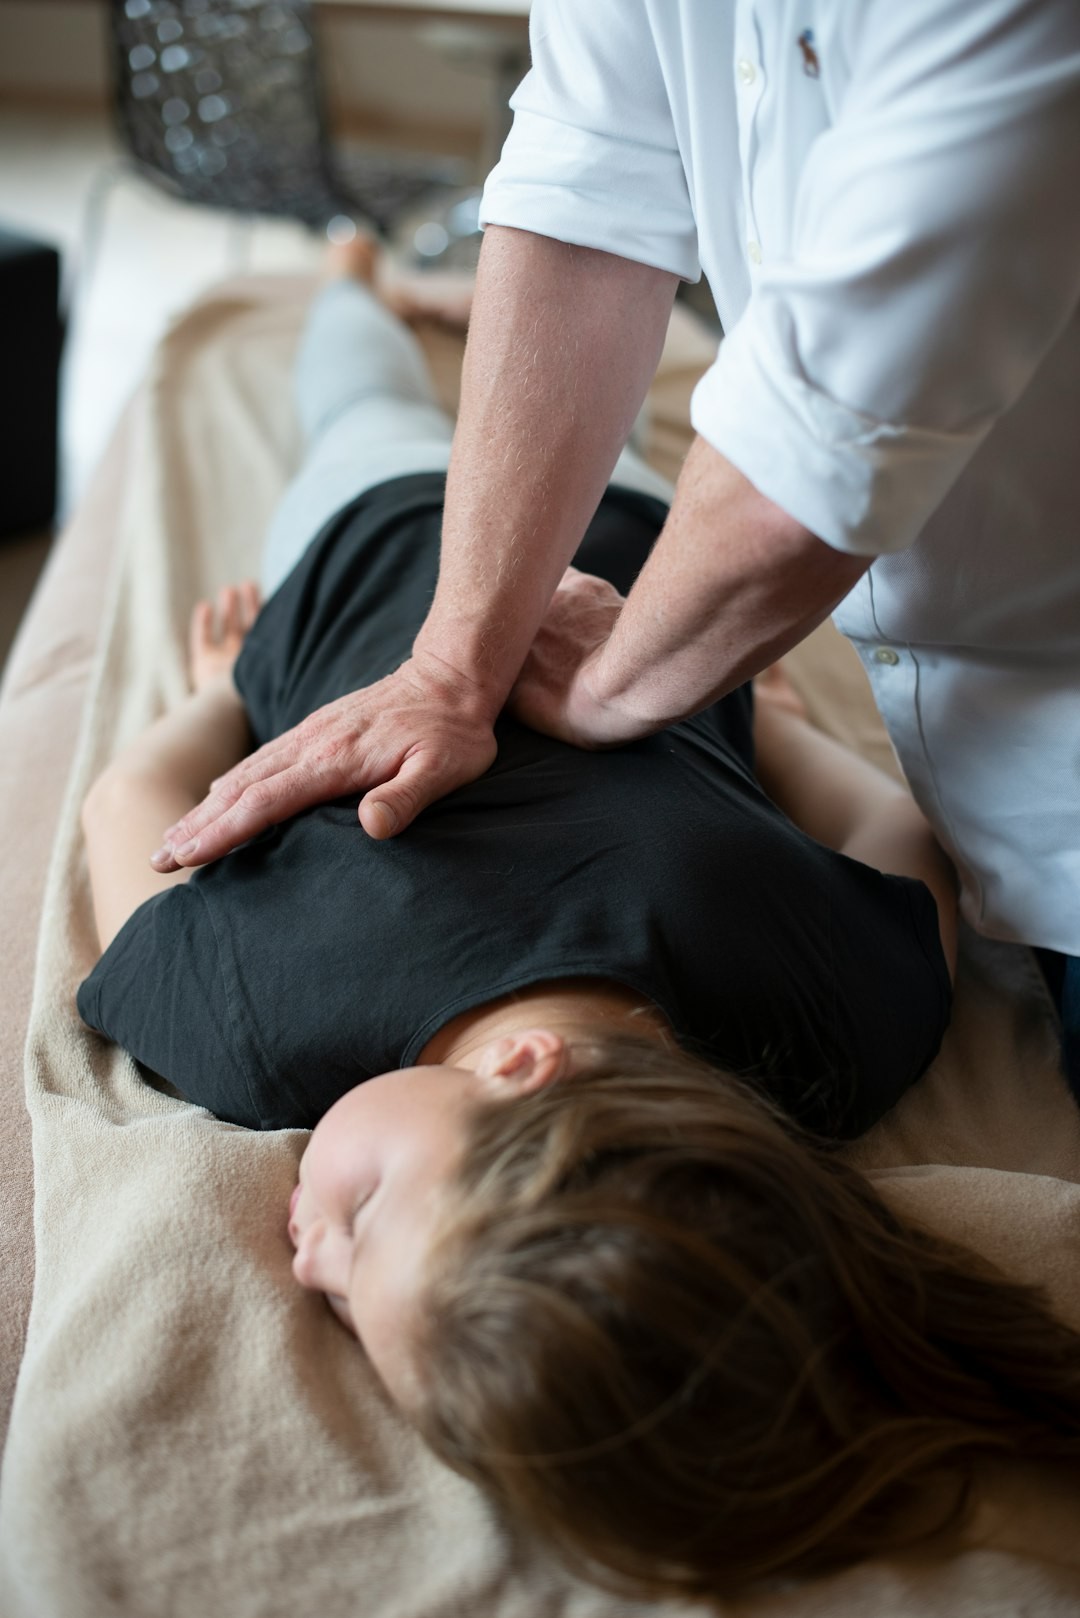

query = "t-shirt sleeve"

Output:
[[76, 884, 268, 1130], [785, 860, 951, 1140], [232, 614, 280, 747], [479, 0, 700, 280]]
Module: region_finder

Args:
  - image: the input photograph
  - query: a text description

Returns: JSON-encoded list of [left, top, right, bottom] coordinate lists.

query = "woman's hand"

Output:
[[150, 651, 499, 870], [189, 581, 261, 692], [508, 567, 644, 748]]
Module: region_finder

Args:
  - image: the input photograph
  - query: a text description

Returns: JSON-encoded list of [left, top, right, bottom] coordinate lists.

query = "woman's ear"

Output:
[[473, 1029, 569, 1097]]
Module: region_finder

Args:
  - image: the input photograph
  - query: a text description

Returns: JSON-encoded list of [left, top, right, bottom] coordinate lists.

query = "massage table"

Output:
[[2, 276, 1079, 1617]]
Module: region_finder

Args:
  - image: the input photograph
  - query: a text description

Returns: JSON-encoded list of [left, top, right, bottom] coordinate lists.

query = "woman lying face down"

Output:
[[79, 576, 1080, 1603], [288, 987, 668, 1389], [75, 256, 1080, 1602], [292, 1014, 1080, 1604]]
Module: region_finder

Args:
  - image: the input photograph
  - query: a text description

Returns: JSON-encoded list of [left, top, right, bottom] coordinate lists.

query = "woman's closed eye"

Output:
[[349, 1187, 375, 1235]]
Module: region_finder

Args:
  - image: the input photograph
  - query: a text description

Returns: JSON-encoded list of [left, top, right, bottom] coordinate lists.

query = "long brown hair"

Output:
[[409, 1034, 1080, 1601]]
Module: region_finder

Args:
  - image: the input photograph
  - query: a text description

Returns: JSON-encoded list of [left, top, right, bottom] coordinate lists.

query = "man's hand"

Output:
[[149, 653, 499, 870], [509, 567, 645, 748]]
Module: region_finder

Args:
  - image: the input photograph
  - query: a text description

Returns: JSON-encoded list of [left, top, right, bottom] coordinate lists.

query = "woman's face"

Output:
[[287, 1029, 568, 1405], [288, 1062, 476, 1403]]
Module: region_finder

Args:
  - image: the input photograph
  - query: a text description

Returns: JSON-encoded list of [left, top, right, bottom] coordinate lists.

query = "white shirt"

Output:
[[480, 0, 1080, 953]]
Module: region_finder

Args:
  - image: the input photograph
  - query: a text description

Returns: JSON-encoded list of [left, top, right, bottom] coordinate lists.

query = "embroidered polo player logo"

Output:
[[797, 28, 821, 77]]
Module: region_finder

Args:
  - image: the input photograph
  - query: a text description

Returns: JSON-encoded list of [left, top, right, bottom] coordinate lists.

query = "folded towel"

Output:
[[2, 277, 1078, 1618]]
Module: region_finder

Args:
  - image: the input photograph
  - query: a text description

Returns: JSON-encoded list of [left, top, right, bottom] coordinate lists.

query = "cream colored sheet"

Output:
[[2, 277, 1079, 1618]]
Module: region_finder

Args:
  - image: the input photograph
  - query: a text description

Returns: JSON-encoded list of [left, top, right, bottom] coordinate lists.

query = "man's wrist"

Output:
[[407, 635, 509, 728], [565, 647, 656, 748]]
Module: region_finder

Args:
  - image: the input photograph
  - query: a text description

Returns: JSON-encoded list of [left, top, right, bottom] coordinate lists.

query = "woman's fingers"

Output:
[[191, 581, 261, 647], [188, 600, 214, 663], [187, 581, 262, 693], [214, 584, 235, 641], [240, 579, 262, 630]]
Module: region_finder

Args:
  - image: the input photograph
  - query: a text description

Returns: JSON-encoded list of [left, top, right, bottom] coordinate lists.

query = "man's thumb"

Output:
[[358, 796, 400, 839], [358, 751, 437, 839]]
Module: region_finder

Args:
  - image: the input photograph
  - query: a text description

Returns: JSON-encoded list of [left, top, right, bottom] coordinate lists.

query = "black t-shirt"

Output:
[[78, 474, 950, 1136]]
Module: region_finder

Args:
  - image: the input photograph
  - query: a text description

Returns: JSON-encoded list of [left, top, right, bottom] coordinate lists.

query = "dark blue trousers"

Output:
[[1036, 950, 1080, 1107]]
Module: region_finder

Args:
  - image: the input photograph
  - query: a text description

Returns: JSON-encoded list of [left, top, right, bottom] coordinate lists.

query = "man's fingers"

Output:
[[150, 665, 502, 865], [155, 763, 324, 868], [152, 735, 315, 868], [358, 751, 441, 840], [358, 742, 494, 840], [358, 797, 399, 840], [162, 734, 308, 844]]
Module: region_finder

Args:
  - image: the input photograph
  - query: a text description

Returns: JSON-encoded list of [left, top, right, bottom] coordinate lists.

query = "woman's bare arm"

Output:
[[82, 585, 258, 951], [752, 671, 958, 978]]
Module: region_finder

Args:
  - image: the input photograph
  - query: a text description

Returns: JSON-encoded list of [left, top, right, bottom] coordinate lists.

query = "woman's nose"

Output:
[[291, 1222, 328, 1290]]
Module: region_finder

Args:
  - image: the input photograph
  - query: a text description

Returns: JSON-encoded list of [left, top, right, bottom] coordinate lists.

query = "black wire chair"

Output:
[[107, 0, 468, 236]]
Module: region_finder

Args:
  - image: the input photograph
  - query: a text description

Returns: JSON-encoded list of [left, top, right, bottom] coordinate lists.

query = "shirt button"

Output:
[[737, 58, 758, 86], [873, 646, 900, 666], [747, 239, 763, 265]]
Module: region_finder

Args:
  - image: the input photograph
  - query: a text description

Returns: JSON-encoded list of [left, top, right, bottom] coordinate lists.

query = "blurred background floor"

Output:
[[0, 102, 330, 676]]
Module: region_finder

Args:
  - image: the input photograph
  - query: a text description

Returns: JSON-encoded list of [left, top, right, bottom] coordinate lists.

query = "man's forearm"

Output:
[[585, 436, 873, 730], [413, 225, 679, 710]]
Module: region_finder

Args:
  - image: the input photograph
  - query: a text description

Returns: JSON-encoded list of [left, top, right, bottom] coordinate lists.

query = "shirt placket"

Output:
[[851, 576, 980, 913], [733, 0, 766, 275]]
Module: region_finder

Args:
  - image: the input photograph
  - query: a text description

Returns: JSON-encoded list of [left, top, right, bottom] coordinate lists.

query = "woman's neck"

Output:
[[418, 978, 673, 1069]]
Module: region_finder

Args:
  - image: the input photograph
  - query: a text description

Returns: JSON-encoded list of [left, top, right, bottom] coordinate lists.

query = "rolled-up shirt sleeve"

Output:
[[479, 0, 700, 281], [695, 0, 1080, 555]]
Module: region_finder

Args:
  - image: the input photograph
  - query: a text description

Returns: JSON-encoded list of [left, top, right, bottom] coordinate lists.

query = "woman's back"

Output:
[[78, 472, 949, 1131]]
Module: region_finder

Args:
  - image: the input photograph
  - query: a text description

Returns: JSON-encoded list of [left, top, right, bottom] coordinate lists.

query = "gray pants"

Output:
[[260, 278, 676, 597]]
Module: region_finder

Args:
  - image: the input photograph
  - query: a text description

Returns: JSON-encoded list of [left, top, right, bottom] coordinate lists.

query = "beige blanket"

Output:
[[2, 278, 1080, 1618]]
